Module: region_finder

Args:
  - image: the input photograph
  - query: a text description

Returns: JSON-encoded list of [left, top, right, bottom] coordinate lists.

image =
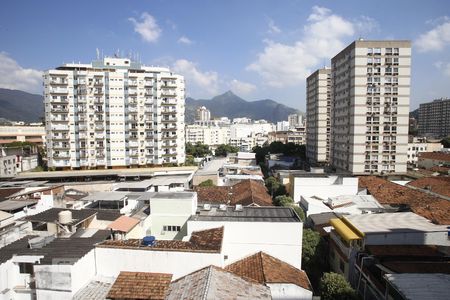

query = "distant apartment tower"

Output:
[[418, 98, 450, 137], [44, 57, 186, 170], [330, 40, 411, 174], [288, 113, 303, 129], [196, 106, 211, 122], [306, 68, 331, 164]]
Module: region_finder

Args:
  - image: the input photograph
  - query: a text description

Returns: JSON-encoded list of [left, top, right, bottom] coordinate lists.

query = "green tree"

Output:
[[215, 144, 239, 157], [198, 179, 215, 187], [303, 229, 330, 291], [273, 195, 294, 206], [288, 204, 305, 221], [185, 142, 211, 157], [320, 272, 358, 300], [441, 137, 450, 148]]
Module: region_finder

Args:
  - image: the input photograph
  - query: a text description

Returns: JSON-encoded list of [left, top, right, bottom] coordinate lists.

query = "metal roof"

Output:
[[24, 208, 97, 225], [330, 218, 363, 242], [385, 273, 450, 300], [346, 212, 448, 234], [81, 191, 130, 202], [151, 191, 196, 200], [195, 158, 227, 175], [189, 206, 301, 222], [0, 199, 37, 211]]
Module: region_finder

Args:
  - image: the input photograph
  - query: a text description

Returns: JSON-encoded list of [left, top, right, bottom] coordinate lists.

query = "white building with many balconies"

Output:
[[44, 57, 185, 170], [330, 40, 411, 174]]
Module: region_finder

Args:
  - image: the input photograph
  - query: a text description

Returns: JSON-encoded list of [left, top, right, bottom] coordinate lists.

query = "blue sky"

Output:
[[0, 0, 449, 111]]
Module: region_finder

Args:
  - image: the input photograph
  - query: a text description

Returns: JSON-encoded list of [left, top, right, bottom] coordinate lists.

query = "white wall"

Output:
[[292, 176, 358, 203], [365, 231, 450, 247], [268, 283, 313, 300], [188, 221, 303, 269], [95, 247, 223, 280]]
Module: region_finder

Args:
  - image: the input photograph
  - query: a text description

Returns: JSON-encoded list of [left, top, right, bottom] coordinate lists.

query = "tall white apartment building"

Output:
[[195, 106, 211, 122], [330, 40, 411, 174], [288, 113, 303, 129], [306, 68, 331, 164], [44, 57, 186, 170]]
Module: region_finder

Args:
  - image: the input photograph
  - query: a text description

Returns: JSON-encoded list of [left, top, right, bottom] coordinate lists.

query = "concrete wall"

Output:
[[94, 247, 223, 280], [188, 220, 303, 269], [365, 231, 450, 247], [268, 283, 313, 300], [193, 174, 218, 186], [292, 176, 358, 202]]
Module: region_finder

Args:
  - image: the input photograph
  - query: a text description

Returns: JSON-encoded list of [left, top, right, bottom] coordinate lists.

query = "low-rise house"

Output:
[[107, 271, 172, 300], [95, 227, 225, 280], [225, 252, 313, 300], [407, 140, 443, 167], [107, 216, 143, 240], [146, 191, 197, 240], [195, 179, 273, 207], [0, 231, 110, 300], [359, 176, 450, 224], [290, 174, 358, 203], [0, 211, 31, 247], [188, 206, 303, 269], [193, 158, 227, 186], [328, 212, 449, 280], [167, 265, 271, 300], [81, 192, 140, 214], [418, 152, 450, 169]]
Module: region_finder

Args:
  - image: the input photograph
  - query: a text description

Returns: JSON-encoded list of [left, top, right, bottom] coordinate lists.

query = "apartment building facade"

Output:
[[185, 124, 231, 147], [418, 98, 450, 137], [330, 40, 411, 174], [306, 68, 331, 164], [44, 57, 185, 170]]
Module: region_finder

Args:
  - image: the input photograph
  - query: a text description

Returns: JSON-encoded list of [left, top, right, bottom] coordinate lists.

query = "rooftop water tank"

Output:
[[142, 236, 156, 246], [58, 210, 72, 225]]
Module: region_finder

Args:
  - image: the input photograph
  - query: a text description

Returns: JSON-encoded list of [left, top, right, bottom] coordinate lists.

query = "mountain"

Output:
[[186, 91, 301, 123], [410, 108, 419, 120], [0, 88, 300, 124], [0, 88, 44, 122]]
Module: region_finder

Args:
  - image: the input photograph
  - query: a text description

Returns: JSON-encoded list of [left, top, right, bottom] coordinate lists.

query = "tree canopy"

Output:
[[185, 142, 212, 157], [214, 144, 239, 157], [253, 142, 306, 165], [320, 272, 358, 300]]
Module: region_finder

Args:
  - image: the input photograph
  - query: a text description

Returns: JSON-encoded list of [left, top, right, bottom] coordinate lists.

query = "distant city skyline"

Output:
[[0, 0, 449, 111]]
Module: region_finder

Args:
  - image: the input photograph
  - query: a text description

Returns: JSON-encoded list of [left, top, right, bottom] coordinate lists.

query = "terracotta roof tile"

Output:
[[98, 227, 223, 253], [195, 186, 232, 204], [225, 252, 312, 290], [429, 166, 450, 174], [419, 152, 450, 162], [107, 216, 140, 233], [231, 180, 273, 206], [407, 177, 450, 198], [107, 271, 172, 300], [166, 265, 271, 300], [358, 176, 450, 224], [195, 180, 273, 207]]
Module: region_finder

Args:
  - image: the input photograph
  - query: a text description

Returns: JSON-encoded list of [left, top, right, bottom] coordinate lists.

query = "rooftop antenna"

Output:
[[96, 48, 100, 60]]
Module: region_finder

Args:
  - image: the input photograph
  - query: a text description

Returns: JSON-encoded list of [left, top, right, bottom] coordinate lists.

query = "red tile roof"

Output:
[[407, 177, 450, 198], [98, 226, 224, 253], [107, 271, 172, 300], [419, 152, 450, 162], [195, 180, 273, 207], [107, 216, 140, 233], [358, 176, 450, 224], [225, 252, 312, 290], [429, 166, 450, 174]]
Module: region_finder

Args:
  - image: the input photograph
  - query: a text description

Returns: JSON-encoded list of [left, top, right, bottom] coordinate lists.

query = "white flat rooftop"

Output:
[[81, 191, 130, 202], [346, 212, 448, 234]]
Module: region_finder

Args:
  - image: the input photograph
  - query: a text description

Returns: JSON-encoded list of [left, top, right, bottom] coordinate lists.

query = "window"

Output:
[[19, 263, 33, 274], [163, 225, 181, 232]]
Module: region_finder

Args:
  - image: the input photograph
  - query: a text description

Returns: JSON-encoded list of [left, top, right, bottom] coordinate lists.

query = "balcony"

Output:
[[93, 89, 104, 95], [94, 80, 104, 86], [52, 125, 69, 131], [50, 88, 69, 94], [51, 107, 69, 113], [129, 141, 139, 147], [95, 125, 104, 131], [49, 97, 69, 104], [144, 81, 153, 87], [161, 119, 177, 123], [50, 118, 68, 123], [161, 92, 177, 97]]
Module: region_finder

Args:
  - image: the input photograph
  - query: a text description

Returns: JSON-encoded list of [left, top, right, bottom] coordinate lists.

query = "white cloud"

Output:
[[128, 12, 161, 43], [247, 6, 355, 87], [172, 59, 219, 96], [178, 36, 194, 45], [0, 52, 42, 94], [268, 19, 281, 34], [434, 61, 450, 77], [229, 79, 256, 95], [354, 16, 379, 36], [415, 19, 450, 52]]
